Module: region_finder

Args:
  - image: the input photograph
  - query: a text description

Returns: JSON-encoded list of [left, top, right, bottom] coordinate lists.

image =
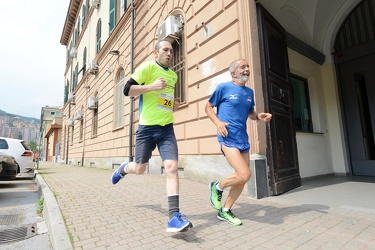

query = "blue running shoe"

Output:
[[166, 212, 193, 233], [111, 162, 127, 184]]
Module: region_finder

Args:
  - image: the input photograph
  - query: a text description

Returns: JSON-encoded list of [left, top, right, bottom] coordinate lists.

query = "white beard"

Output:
[[236, 72, 249, 84]]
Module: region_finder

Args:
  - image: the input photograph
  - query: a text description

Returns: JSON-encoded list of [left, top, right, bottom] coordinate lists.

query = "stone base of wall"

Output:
[[66, 154, 270, 199]]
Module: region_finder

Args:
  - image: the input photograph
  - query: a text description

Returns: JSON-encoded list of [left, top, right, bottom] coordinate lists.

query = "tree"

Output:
[[28, 141, 38, 153]]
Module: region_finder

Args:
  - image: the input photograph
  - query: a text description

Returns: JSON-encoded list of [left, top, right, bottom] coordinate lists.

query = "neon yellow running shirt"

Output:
[[131, 61, 177, 126]]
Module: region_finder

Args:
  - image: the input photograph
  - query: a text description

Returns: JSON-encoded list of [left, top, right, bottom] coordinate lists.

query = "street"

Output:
[[0, 174, 52, 249], [37, 162, 375, 249]]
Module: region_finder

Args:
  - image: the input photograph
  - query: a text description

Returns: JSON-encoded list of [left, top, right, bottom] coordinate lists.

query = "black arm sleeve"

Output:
[[123, 78, 139, 96]]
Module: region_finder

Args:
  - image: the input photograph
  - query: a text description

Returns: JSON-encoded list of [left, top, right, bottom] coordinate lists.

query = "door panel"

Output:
[[339, 53, 375, 176], [257, 4, 301, 195]]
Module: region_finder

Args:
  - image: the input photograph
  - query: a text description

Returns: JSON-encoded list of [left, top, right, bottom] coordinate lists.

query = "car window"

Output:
[[0, 139, 9, 149], [20, 141, 31, 150]]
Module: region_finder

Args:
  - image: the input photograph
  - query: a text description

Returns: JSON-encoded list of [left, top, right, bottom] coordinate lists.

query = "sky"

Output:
[[0, 0, 70, 119]]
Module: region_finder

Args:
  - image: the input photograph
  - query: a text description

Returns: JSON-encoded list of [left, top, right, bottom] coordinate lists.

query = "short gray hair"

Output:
[[154, 40, 171, 51], [229, 59, 246, 73]]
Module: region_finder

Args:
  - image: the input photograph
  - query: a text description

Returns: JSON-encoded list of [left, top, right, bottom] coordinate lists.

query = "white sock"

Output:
[[216, 183, 223, 191]]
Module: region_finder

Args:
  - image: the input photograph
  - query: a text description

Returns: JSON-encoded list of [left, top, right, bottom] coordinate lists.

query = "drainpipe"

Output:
[[81, 85, 90, 166], [37, 111, 44, 169], [129, 0, 135, 162], [65, 102, 71, 164]]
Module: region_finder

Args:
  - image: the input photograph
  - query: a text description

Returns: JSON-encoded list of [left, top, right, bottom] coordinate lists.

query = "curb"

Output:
[[36, 171, 73, 250]]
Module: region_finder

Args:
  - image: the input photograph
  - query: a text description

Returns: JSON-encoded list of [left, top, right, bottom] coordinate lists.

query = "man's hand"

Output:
[[258, 112, 272, 122], [216, 120, 230, 137], [173, 98, 180, 111], [152, 77, 167, 90]]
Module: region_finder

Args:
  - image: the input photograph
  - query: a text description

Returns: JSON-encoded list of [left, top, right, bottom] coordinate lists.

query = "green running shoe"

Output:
[[217, 209, 242, 226], [209, 181, 222, 210]]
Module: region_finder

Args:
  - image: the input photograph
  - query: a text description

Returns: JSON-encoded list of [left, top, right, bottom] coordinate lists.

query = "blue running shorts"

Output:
[[135, 123, 178, 164], [219, 141, 250, 155]]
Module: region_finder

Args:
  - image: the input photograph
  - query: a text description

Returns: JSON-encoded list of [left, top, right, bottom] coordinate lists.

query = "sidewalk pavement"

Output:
[[36, 161, 375, 250]]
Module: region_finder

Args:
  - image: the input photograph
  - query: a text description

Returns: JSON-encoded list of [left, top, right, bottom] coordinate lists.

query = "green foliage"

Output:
[[36, 197, 44, 214], [28, 141, 38, 152]]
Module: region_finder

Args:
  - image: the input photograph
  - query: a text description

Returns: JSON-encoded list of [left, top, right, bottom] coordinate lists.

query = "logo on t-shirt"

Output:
[[229, 94, 238, 99]]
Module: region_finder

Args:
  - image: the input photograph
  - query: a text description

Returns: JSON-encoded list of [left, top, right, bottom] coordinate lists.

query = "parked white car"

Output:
[[0, 137, 35, 175]]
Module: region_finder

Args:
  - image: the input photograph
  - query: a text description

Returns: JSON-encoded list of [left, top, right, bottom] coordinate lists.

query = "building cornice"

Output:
[[60, 0, 81, 46]]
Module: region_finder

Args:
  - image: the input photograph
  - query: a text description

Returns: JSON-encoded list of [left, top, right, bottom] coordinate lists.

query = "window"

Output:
[[114, 70, 125, 128], [74, 63, 79, 89], [83, 48, 87, 75], [73, 31, 76, 47], [121, 0, 127, 16], [64, 80, 69, 103], [70, 65, 74, 92], [0, 139, 9, 149], [67, 42, 72, 64], [96, 19, 102, 54], [92, 92, 99, 137], [170, 31, 186, 103], [77, 19, 80, 39], [72, 71, 76, 92], [70, 126, 74, 146], [109, 0, 116, 34], [291, 74, 313, 132], [82, 5, 86, 28], [79, 119, 83, 141]]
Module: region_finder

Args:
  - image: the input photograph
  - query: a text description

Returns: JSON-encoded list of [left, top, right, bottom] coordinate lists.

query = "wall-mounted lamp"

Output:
[[109, 50, 120, 55], [202, 22, 208, 33], [83, 86, 91, 89]]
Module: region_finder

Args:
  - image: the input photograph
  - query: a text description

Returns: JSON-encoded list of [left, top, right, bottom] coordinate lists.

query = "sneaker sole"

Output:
[[111, 171, 123, 185], [166, 222, 193, 233], [217, 215, 242, 226], [208, 182, 221, 210]]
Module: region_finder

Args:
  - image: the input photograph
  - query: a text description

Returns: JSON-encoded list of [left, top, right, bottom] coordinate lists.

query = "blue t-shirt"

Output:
[[208, 81, 255, 143]]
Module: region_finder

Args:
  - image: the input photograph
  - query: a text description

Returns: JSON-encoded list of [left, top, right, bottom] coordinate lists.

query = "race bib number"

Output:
[[157, 92, 174, 112]]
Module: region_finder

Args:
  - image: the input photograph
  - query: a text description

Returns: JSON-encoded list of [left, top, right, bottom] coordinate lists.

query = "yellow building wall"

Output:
[[62, 0, 267, 168]]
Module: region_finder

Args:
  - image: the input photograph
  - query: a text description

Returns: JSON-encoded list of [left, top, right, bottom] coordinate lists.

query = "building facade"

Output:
[[39, 106, 62, 162], [60, 0, 375, 198]]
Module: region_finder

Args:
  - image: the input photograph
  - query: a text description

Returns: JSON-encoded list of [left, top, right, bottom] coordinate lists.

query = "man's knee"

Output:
[[163, 160, 178, 175], [238, 171, 251, 184], [134, 163, 147, 175]]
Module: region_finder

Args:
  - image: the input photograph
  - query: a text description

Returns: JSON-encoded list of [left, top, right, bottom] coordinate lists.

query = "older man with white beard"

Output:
[[205, 59, 272, 226]]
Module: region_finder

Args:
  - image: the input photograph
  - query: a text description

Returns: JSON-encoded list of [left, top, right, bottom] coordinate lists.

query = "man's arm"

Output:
[[123, 77, 167, 97], [205, 102, 229, 137], [249, 111, 272, 122]]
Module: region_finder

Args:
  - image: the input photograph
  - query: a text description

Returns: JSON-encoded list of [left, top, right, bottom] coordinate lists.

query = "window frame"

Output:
[[290, 74, 313, 133], [92, 92, 99, 138], [96, 19, 102, 54], [169, 32, 186, 104], [81, 5, 86, 28], [120, 0, 128, 16], [83, 48, 87, 75], [79, 117, 83, 142], [109, 0, 117, 34]]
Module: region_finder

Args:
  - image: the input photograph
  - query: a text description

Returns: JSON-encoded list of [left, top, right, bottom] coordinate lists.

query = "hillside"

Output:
[[0, 109, 40, 124]]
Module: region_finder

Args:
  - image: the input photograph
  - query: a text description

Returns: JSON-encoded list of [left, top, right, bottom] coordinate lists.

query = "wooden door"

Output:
[[339, 53, 375, 176], [257, 4, 301, 195]]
